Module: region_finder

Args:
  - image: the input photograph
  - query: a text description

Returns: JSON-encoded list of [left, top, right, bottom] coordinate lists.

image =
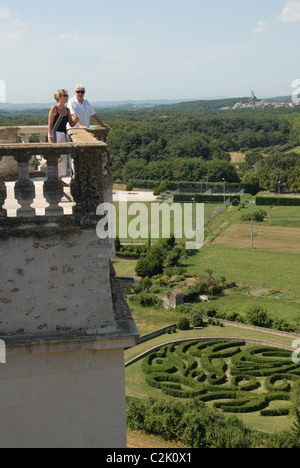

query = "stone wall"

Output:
[[0, 230, 137, 341]]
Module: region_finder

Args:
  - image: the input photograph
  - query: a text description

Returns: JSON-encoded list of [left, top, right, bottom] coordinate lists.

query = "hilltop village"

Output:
[[221, 91, 296, 111]]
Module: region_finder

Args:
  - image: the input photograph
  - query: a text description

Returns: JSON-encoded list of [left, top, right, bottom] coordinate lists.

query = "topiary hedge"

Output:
[[140, 340, 300, 415]]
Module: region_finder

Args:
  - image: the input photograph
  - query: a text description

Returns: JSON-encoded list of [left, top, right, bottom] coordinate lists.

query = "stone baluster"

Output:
[[0, 156, 7, 217], [43, 154, 64, 217], [36, 133, 48, 170], [18, 133, 31, 144], [13, 154, 36, 218], [37, 132, 48, 143]]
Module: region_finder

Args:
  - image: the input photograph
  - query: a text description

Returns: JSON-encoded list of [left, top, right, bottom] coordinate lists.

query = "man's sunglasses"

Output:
[[76, 91, 85, 94]]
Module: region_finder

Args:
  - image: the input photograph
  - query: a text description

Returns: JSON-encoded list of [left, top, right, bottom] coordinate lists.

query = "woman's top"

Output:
[[52, 107, 69, 134]]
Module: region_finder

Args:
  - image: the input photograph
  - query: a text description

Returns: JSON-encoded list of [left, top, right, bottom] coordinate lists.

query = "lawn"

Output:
[[213, 223, 300, 254], [183, 244, 300, 293], [113, 201, 221, 242]]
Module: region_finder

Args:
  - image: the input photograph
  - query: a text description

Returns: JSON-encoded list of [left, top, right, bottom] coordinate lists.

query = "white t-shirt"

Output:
[[67, 96, 95, 129]]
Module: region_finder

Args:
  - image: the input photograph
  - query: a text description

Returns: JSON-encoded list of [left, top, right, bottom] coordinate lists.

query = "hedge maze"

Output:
[[142, 340, 300, 416]]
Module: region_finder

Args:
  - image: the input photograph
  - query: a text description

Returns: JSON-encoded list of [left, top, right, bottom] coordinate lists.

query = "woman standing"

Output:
[[48, 89, 78, 185]]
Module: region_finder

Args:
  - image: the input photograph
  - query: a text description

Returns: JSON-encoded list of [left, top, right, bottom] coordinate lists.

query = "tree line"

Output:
[[105, 106, 300, 192], [1, 103, 300, 192]]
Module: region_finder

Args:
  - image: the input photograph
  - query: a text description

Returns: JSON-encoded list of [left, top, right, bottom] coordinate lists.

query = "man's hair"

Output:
[[75, 84, 86, 92]]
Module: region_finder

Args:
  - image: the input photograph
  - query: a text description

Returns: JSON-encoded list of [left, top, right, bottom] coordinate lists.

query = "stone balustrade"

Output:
[[0, 127, 111, 221], [0, 125, 109, 179]]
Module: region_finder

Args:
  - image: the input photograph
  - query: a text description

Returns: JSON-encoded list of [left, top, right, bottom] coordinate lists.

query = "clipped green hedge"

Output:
[[214, 395, 269, 414], [256, 196, 300, 206], [129, 179, 243, 192], [173, 194, 241, 204], [260, 408, 290, 416]]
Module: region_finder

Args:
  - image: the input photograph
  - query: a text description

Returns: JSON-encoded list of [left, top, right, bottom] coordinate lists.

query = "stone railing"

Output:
[[0, 127, 111, 221], [0, 125, 109, 179]]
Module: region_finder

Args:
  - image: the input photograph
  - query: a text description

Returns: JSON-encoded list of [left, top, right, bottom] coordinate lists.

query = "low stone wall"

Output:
[[136, 324, 177, 345], [203, 316, 300, 340]]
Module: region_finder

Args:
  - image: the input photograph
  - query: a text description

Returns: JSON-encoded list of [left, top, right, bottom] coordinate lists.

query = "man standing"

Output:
[[67, 84, 109, 129]]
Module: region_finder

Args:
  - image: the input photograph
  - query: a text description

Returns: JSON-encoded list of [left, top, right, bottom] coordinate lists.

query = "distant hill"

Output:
[[0, 99, 193, 112], [157, 97, 251, 111], [0, 95, 293, 113]]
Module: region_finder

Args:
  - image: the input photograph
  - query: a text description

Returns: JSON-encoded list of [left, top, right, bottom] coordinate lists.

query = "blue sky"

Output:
[[0, 0, 300, 103]]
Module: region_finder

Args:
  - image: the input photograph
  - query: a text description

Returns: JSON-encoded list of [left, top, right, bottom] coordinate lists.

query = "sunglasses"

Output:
[[63, 94, 69, 97], [76, 90, 85, 94]]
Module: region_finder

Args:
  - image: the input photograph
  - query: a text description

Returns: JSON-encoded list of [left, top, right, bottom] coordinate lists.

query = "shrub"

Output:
[[191, 311, 204, 328], [115, 236, 121, 252], [205, 306, 218, 318], [141, 276, 153, 292], [245, 306, 273, 328], [177, 317, 190, 330], [129, 292, 162, 308], [241, 209, 267, 222]]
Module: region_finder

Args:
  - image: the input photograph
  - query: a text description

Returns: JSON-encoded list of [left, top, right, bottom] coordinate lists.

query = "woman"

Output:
[[48, 89, 78, 185]]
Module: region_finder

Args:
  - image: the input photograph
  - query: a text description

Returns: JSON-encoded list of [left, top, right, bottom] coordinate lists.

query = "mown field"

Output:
[[113, 200, 220, 242]]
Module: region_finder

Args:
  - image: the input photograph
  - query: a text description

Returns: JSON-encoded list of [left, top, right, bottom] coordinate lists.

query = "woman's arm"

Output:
[[48, 106, 56, 142], [67, 108, 79, 128]]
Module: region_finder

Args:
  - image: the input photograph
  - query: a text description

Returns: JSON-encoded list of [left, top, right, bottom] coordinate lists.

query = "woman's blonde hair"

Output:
[[54, 89, 68, 101]]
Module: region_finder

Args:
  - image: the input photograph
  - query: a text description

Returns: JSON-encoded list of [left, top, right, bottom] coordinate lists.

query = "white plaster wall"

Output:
[[0, 346, 127, 448]]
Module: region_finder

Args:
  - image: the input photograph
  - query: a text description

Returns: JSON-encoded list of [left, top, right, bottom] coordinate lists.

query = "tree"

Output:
[[245, 306, 273, 328], [242, 171, 260, 195], [244, 151, 264, 171], [289, 167, 300, 193]]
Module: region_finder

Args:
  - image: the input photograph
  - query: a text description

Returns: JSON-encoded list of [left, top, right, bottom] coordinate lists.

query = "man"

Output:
[[67, 84, 109, 130]]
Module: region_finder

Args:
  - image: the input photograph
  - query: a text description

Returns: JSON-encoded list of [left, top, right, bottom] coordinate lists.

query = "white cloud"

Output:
[[0, 7, 10, 19], [57, 32, 80, 42], [279, 1, 300, 22], [252, 21, 268, 36]]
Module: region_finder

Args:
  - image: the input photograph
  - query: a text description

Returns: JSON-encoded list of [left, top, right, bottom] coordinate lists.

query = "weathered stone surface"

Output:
[[0, 228, 138, 343]]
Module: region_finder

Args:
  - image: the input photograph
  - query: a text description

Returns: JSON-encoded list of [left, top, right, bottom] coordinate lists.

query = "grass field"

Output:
[[213, 223, 300, 254], [229, 152, 246, 163], [184, 244, 300, 293], [113, 201, 221, 242]]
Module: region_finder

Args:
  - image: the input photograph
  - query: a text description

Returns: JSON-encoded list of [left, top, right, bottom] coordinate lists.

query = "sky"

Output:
[[0, 0, 300, 103]]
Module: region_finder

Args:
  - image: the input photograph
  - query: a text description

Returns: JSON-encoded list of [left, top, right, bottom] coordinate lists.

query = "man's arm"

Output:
[[71, 115, 89, 129], [90, 114, 110, 128]]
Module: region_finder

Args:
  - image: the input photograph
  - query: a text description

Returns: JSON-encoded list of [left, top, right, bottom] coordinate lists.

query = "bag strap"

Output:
[[52, 114, 64, 143]]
